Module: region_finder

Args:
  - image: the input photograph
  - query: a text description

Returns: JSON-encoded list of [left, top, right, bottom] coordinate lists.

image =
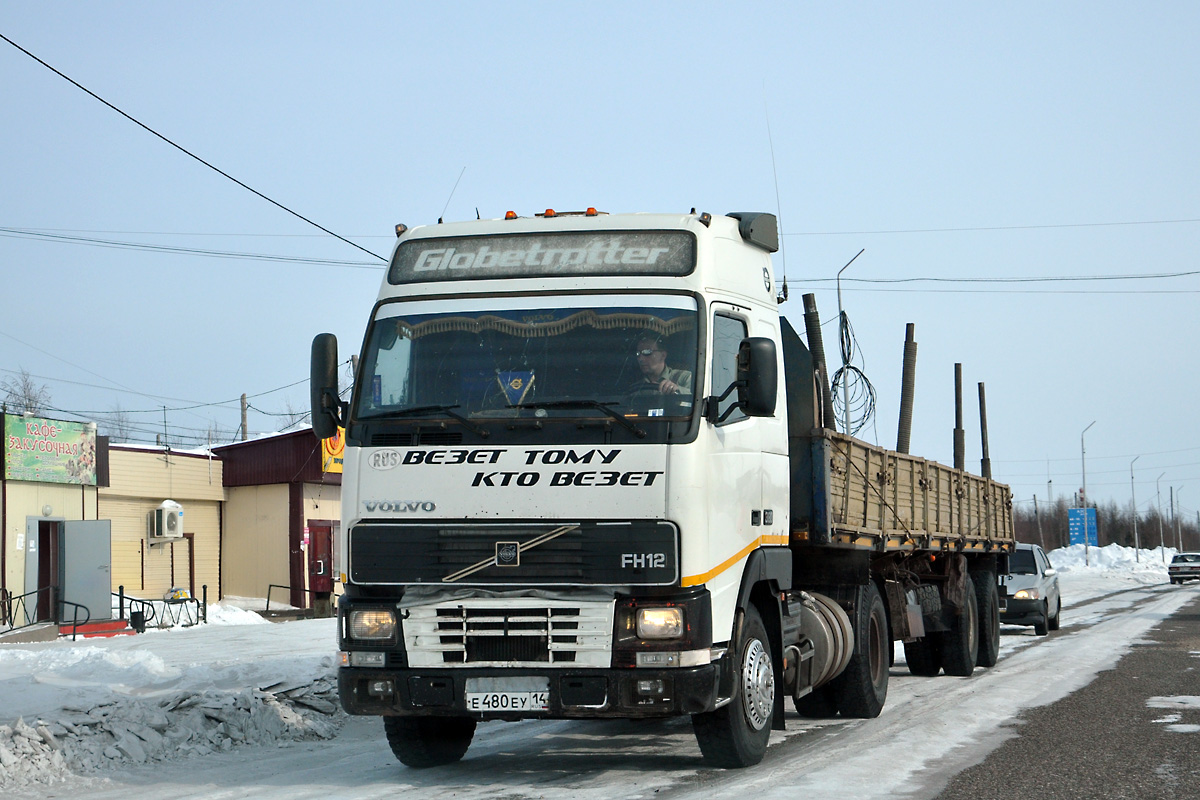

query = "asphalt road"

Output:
[[934, 592, 1200, 800]]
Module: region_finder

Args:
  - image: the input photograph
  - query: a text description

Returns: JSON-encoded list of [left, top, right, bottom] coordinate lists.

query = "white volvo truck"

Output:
[[310, 209, 1014, 768]]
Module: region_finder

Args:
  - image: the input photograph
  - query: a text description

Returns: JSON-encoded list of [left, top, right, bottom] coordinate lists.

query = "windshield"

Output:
[[354, 295, 698, 443], [1008, 549, 1037, 575]]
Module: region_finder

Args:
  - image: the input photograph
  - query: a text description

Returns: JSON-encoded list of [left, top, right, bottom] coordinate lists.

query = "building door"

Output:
[[35, 520, 60, 622], [308, 524, 334, 616], [61, 521, 113, 623]]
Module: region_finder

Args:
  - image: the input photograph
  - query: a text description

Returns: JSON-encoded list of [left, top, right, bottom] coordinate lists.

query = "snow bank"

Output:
[[1048, 543, 1173, 591], [0, 617, 341, 791]]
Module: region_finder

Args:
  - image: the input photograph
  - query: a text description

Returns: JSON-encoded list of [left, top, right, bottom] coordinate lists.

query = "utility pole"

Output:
[[241, 393, 248, 441], [1170, 487, 1176, 555], [1034, 494, 1046, 551], [1176, 488, 1184, 552], [1130, 456, 1140, 561], [1157, 472, 1166, 561], [1081, 421, 1096, 565]]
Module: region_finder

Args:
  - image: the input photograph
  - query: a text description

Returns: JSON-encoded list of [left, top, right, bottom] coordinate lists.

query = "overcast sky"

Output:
[[2, 3, 1198, 513]]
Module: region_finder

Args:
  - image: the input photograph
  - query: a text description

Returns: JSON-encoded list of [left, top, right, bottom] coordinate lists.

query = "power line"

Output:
[[0, 32, 386, 263], [0, 227, 383, 269], [786, 216, 1200, 236], [805, 269, 1200, 285]]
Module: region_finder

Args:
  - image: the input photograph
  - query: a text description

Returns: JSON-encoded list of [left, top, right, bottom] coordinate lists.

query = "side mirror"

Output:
[[738, 337, 777, 417], [311, 333, 343, 439], [1043, 568, 1057, 577], [706, 336, 778, 424]]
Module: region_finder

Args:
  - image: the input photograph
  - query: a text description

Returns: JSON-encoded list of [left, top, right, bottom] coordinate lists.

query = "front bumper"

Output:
[[999, 597, 1044, 625], [339, 664, 721, 720]]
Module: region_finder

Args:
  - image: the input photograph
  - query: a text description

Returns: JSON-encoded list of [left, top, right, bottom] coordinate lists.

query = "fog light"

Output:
[[367, 679, 394, 697], [636, 679, 665, 696]]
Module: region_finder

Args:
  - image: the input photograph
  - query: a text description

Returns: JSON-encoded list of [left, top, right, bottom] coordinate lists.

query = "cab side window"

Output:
[[711, 314, 747, 424]]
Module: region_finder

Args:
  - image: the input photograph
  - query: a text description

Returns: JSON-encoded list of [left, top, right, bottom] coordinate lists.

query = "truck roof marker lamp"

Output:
[[505, 210, 518, 220], [394, 223, 408, 238], [586, 207, 599, 216], [543, 209, 557, 217]]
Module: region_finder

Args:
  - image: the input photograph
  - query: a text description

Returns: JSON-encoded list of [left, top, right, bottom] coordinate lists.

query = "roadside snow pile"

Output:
[[1049, 543, 1173, 587], [0, 615, 341, 791]]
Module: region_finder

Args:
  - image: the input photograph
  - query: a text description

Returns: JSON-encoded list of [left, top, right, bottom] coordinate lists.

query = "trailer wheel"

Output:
[[792, 683, 839, 718], [693, 605, 774, 768], [941, 572, 979, 677], [383, 716, 476, 768], [903, 635, 942, 676], [972, 571, 1000, 668], [829, 582, 888, 718]]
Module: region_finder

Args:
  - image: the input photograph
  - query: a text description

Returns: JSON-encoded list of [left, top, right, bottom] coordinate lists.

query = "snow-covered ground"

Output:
[[0, 544, 1195, 799]]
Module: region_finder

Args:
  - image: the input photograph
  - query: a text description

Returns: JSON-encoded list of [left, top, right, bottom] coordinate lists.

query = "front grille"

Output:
[[403, 595, 614, 668], [350, 521, 678, 586]]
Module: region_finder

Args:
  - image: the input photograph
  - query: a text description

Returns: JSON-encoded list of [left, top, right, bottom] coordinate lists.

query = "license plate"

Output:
[[464, 677, 549, 712]]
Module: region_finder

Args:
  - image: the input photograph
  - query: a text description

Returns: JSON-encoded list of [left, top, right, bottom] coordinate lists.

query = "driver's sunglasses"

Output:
[[634, 348, 662, 357]]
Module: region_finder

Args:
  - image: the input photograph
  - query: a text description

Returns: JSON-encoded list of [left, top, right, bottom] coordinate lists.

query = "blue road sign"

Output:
[[1068, 507, 1098, 546]]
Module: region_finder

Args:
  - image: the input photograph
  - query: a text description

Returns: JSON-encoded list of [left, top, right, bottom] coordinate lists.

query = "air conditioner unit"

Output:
[[148, 500, 184, 544]]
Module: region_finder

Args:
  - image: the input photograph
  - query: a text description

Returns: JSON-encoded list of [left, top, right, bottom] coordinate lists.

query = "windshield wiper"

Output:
[[365, 404, 489, 438], [508, 400, 646, 439]]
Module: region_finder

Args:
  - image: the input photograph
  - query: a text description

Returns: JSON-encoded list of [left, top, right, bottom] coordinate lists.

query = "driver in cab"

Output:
[[631, 335, 692, 396]]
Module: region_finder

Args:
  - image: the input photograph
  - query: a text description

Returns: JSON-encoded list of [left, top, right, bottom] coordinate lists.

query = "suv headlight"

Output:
[[1013, 589, 1040, 600], [349, 608, 397, 641], [636, 607, 684, 639]]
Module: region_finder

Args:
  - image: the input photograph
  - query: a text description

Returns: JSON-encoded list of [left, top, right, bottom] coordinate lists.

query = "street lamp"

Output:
[[1081, 421, 1096, 566], [1177, 488, 1184, 552], [1130, 456, 1140, 561], [1157, 472, 1166, 561]]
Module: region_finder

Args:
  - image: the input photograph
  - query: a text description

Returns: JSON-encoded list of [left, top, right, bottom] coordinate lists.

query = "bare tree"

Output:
[[1, 368, 51, 416], [96, 401, 135, 442]]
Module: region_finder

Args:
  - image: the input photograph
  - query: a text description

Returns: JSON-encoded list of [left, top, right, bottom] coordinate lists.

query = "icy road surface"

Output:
[[2, 544, 1196, 799]]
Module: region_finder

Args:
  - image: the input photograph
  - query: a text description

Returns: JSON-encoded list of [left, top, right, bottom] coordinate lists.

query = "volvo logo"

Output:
[[496, 542, 520, 567], [362, 500, 436, 513]]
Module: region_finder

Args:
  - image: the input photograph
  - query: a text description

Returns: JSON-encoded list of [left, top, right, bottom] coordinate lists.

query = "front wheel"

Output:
[[1047, 598, 1061, 632], [383, 716, 476, 768], [693, 605, 774, 768], [1033, 602, 1050, 636]]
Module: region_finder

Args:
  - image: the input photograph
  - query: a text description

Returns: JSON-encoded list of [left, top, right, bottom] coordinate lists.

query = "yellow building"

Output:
[[99, 445, 224, 603]]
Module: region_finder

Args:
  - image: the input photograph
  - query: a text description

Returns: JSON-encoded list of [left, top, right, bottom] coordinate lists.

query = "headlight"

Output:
[[349, 609, 397, 641], [1013, 589, 1040, 600], [636, 607, 684, 639]]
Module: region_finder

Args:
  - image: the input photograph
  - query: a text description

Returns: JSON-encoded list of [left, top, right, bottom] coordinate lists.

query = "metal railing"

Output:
[[115, 585, 208, 629], [0, 587, 90, 640]]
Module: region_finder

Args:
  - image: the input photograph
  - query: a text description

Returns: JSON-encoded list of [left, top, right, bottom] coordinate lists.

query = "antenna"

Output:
[[764, 95, 788, 303], [440, 167, 467, 223]]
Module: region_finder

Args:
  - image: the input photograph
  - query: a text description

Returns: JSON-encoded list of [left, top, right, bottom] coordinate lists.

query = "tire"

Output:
[[383, 716, 476, 768], [693, 605, 775, 768], [941, 573, 979, 677], [828, 582, 889, 718], [1047, 598, 1061, 632], [904, 634, 942, 677], [972, 571, 1001, 668], [1033, 602, 1049, 636], [793, 683, 839, 718]]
